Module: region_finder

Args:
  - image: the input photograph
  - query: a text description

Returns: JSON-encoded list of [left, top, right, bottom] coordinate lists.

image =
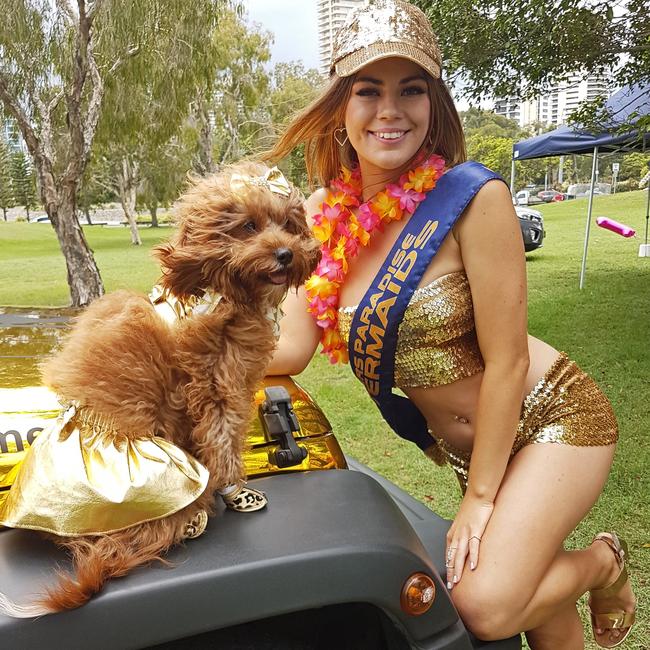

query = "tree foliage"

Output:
[[415, 0, 648, 102], [92, 0, 226, 243], [191, 8, 272, 172], [137, 135, 195, 226], [266, 62, 324, 190], [460, 108, 569, 188], [10, 150, 37, 218], [0, 135, 14, 220], [461, 107, 525, 139]]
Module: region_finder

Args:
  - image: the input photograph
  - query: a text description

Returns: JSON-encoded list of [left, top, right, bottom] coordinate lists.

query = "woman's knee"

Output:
[[451, 580, 525, 641]]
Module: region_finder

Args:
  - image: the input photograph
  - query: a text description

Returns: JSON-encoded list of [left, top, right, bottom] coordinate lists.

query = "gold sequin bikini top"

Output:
[[337, 271, 485, 389]]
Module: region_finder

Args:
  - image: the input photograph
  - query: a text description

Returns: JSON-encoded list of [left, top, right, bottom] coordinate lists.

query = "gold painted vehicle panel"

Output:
[[0, 309, 346, 509]]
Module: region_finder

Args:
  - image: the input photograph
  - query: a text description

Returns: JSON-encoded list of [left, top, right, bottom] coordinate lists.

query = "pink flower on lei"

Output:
[[357, 202, 381, 232], [386, 184, 426, 213], [314, 248, 344, 282]]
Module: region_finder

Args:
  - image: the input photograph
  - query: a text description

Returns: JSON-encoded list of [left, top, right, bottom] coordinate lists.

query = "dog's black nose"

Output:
[[274, 248, 293, 266]]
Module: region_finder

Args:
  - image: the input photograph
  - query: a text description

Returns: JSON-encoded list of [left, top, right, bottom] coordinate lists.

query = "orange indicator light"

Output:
[[400, 572, 436, 616]]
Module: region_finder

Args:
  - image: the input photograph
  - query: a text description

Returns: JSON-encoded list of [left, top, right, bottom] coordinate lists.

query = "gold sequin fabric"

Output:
[[431, 352, 619, 492], [338, 271, 484, 388], [330, 0, 442, 79]]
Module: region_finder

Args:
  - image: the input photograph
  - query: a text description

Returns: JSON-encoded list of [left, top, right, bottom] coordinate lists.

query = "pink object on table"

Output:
[[596, 217, 636, 238]]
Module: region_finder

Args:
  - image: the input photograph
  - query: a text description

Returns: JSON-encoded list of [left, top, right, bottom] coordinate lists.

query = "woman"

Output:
[[267, 1, 635, 647]]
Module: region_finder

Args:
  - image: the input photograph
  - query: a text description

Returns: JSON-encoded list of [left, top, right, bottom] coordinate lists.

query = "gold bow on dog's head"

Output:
[[230, 166, 291, 197]]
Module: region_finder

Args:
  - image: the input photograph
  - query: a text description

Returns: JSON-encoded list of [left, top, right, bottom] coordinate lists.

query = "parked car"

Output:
[[0, 313, 521, 649], [536, 190, 564, 203], [515, 206, 545, 252]]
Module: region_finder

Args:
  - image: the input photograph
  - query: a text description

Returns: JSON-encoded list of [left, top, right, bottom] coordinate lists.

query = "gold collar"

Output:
[[149, 285, 284, 339]]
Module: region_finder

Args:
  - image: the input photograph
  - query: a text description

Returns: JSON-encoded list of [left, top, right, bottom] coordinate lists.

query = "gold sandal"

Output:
[[588, 533, 636, 648]]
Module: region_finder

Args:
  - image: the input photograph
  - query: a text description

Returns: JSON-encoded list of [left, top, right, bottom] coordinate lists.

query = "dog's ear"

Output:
[[152, 240, 205, 299], [283, 189, 310, 237]]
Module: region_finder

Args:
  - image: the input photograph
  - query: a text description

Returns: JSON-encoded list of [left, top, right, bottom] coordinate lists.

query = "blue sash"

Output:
[[347, 162, 502, 450]]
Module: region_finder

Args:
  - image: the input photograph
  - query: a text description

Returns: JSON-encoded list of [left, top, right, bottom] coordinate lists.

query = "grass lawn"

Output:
[[0, 224, 169, 306], [1, 191, 648, 647]]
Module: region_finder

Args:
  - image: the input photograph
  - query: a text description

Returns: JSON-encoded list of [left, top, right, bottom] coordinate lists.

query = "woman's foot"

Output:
[[588, 533, 636, 648]]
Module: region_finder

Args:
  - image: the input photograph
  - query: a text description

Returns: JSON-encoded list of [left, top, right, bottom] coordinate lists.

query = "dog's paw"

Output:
[[183, 509, 209, 539], [222, 484, 268, 513]]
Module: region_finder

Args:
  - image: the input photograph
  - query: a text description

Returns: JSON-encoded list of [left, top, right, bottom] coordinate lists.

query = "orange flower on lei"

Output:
[[306, 154, 446, 363]]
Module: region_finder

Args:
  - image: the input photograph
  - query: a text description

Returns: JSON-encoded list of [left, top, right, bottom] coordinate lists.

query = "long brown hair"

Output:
[[267, 68, 467, 190]]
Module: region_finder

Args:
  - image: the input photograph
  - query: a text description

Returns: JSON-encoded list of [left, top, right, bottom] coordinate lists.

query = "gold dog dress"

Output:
[[0, 289, 226, 537], [0, 403, 209, 536]]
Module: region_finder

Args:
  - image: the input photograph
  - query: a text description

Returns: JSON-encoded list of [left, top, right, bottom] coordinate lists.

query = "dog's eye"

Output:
[[243, 221, 257, 233]]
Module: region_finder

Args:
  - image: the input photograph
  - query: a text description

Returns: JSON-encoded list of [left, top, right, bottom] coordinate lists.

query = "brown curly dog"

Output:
[[0, 162, 319, 616]]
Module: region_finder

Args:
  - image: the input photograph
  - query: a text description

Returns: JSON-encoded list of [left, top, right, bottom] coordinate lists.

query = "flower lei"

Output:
[[305, 153, 447, 364]]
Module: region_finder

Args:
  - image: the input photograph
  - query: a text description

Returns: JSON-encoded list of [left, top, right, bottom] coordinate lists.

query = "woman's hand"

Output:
[[445, 493, 494, 589]]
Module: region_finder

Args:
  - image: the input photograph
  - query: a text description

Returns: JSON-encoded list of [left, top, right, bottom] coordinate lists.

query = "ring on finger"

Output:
[[446, 546, 457, 561], [469, 535, 481, 542]]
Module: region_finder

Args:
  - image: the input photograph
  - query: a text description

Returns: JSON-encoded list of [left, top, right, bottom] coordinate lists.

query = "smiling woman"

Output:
[[265, 1, 636, 648], [344, 60, 431, 185]]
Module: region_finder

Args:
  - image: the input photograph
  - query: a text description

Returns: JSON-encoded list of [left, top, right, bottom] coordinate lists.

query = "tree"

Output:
[[461, 107, 524, 140], [192, 9, 272, 174], [459, 109, 551, 188], [416, 1, 648, 98], [0, 0, 227, 306], [465, 134, 514, 180], [10, 150, 37, 219], [77, 155, 116, 224], [618, 152, 650, 181], [0, 136, 13, 220], [138, 136, 194, 227], [415, 1, 649, 133], [93, 3, 226, 245], [266, 62, 324, 190]]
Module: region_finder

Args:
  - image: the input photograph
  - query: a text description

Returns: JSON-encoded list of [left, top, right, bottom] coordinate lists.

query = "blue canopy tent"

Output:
[[511, 83, 650, 288]]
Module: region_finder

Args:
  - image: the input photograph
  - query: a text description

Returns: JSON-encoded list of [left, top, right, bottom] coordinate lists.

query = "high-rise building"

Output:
[[2, 119, 25, 153], [317, 0, 368, 75], [493, 72, 612, 128]]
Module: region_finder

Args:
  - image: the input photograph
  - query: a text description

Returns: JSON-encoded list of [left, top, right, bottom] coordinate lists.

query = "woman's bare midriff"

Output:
[[404, 335, 561, 453]]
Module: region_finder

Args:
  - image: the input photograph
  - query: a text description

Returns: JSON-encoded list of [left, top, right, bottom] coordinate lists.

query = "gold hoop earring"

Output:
[[334, 127, 348, 147]]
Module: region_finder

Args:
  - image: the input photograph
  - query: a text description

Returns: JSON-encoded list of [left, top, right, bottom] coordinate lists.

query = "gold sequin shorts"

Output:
[[429, 353, 619, 492]]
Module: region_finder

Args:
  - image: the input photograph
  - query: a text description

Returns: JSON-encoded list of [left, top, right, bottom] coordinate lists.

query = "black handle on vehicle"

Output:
[[261, 386, 308, 468]]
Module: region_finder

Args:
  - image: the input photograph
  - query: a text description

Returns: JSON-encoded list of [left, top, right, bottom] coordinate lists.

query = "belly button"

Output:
[[454, 415, 470, 425]]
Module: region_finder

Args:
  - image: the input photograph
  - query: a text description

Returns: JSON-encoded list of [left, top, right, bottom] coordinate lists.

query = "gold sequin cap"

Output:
[[330, 0, 442, 79]]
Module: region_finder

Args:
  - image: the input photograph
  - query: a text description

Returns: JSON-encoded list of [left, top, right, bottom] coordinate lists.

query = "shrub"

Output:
[[613, 179, 637, 193]]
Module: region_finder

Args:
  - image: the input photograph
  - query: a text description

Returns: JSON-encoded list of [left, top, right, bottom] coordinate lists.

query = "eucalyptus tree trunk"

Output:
[[195, 97, 216, 176], [39, 165, 104, 306], [117, 156, 141, 245], [572, 155, 579, 183], [148, 199, 159, 227], [218, 113, 240, 166]]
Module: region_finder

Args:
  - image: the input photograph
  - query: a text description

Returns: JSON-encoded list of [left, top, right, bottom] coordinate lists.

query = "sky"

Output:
[[241, 1, 473, 109], [243, 0, 320, 71]]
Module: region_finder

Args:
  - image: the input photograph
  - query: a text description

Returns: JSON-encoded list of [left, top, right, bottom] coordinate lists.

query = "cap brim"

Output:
[[332, 42, 441, 79]]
